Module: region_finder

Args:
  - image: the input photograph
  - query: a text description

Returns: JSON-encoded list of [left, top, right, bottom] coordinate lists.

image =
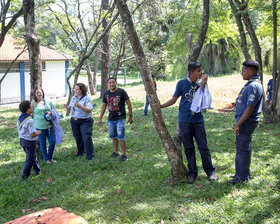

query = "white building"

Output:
[[0, 35, 73, 104]]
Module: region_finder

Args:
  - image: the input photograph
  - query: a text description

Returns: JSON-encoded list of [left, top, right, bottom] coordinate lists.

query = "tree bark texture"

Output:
[[100, 0, 111, 98], [228, 0, 251, 60], [116, 0, 187, 180], [234, 0, 263, 83], [23, 0, 42, 99], [188, 0, 209, 62], [208, 40, 214, 76], [85, 59, 94, 95], [263, 0, 280, 123]]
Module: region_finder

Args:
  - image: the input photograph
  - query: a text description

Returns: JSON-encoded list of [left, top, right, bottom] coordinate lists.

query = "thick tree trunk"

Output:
[[234, 0, 263, 83], [23, 0, 42, 157], [116, 0, 187, 180], [23, 0, 42, 99], [100, 0, 110, 98], [263, 0, 280, 123], [228, 0, 251, 60]]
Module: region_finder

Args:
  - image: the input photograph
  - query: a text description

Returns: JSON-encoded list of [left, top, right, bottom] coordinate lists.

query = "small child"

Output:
[[17, 100, 41, 180]]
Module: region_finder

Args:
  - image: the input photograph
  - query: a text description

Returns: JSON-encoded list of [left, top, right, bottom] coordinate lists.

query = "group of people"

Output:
[[17, 59, 263, 186]]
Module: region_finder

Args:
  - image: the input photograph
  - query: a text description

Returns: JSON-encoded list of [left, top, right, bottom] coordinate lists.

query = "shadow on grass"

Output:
[[0, 102, 279, 223]]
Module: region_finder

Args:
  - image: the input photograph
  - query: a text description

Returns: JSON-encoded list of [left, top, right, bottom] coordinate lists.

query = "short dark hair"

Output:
[[188, 62, 202, 73], [107, 77, 117, 83], [242, 60, 259, 73], [76, 83, 87, 95], [19, 100, 31, 113]]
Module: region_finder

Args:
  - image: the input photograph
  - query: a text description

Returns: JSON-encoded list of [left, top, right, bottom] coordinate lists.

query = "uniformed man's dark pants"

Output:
[[20, 138, 41, 179], [70, 117, 95, 159], [235, 120, 258, 181], [179, 122, 216, 178]]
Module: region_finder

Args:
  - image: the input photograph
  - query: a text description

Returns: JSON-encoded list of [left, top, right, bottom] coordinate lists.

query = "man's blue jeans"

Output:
[[235, 120, 258, 181], [144, 95, 149, 115], [20, 139, 41, 178], [38, 126, 56, 162], [179, 122, 216, 178], [70, 117, 95, 159]]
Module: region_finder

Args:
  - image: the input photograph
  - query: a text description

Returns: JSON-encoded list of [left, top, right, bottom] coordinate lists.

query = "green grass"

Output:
[[0, 97, 280, 223]]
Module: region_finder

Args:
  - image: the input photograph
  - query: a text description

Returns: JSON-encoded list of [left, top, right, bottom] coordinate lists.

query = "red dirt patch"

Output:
[[5, 207, 88, 224]]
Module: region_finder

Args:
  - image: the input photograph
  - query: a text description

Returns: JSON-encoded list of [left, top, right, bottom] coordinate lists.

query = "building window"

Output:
[[0, 62, 20, 73]]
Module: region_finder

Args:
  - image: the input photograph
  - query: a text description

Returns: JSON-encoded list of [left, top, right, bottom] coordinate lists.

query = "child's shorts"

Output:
[[107, 119, 126, 140]]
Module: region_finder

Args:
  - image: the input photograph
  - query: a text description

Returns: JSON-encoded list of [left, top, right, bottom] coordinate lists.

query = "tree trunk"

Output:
[[23, 0, 42, 99], [85, 59, 94, 95], [263, 0, 280, 123], [209, 40, 214, 76], [188, 0, 209, 62], [228, 0, 251, 60], [100, 0, 110, 98], [234, 0, 263, 83], [116, 0, 187, 180], [23, 0, 42, 157], [93, 33, 99, 95]]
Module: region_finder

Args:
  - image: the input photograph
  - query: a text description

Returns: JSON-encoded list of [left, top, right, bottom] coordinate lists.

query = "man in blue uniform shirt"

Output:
[[160, 62, 216, 184], [228, 59, 263, 185]]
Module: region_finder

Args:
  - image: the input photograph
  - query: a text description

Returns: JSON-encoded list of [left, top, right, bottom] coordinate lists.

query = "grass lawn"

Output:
[[0, 75, 279, 223]]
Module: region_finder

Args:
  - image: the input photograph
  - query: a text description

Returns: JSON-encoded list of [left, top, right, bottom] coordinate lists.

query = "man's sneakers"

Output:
[[110, 152, 120, 157], [110, 152, 128, 162], [208, 174, 217, 181], [120, 155, 128, 162]]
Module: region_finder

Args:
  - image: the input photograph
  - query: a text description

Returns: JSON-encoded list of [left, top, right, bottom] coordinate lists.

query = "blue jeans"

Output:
[[107, 119, 126, 140], [144, 95, 149, 115], [20, 139, 41, 178], [71, 117, 95, 159], [38, 126, 56, 162], [235, 120, 258, 181], [179, 122, 216, 178]]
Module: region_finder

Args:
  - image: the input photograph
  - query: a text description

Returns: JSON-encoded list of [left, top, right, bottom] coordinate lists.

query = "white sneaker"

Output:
[[50, 159, 57, 163]]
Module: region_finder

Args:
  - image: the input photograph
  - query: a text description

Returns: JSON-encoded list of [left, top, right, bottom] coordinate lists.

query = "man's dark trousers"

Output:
[[70, 117, 95, 159], [20, 138, 41, 178], [235, 120, 258, 181], [179, 122, 215, 178]]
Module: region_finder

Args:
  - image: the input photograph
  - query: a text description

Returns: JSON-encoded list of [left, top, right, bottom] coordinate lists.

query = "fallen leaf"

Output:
[[168, 180, 174, 186], [184, 194, 191, 198], [178, 204, 183, 207], [29, 196, 48, 204], [194, 184, 203, 189], [131, 153, 137, 157], [238, 220, 243, 224], [138, 196, 143, 202], [41, 192, 47, 195], [86, 185, 91, 188], [93, 171, 98, 174], [47, 177, 52, 183], [169, 215, 176, 222], [117, 189, 122, 195], [178, 208, 189, 214], [21, 208, 31, 213], [147, 183, 152, 187]]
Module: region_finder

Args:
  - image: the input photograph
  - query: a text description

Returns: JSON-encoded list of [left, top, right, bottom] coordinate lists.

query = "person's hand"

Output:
[[233, 124, 239, 135], [99, 119, 103, 127], [201, 74, 208, 86], [128, 116, 134, 124], [46, 111, 52, 116], [36, 130, 41, 136], [75, 102, 81, 108]]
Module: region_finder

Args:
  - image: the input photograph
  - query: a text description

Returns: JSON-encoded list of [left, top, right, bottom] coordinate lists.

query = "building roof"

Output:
[[0, 35, 74, 62]]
